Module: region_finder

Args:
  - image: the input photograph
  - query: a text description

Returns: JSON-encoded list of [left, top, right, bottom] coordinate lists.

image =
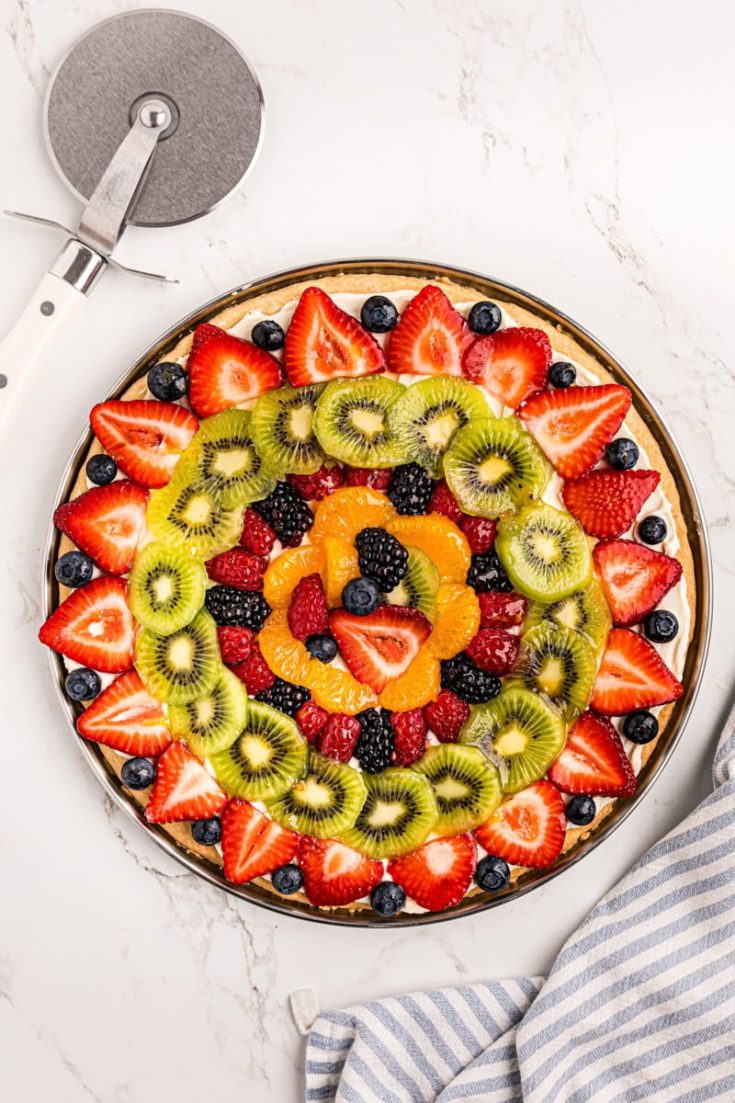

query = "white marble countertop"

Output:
[[1, 1, 733, 1100]]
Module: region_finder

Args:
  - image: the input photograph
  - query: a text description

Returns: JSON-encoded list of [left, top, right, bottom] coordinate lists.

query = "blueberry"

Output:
[[639, 515, 667, 545], [147, 361, 188, 401], [475, 855, 510, 892], [86, 453, 117, 486], [360, 295, 398, 333], [252, 319, 286, 351], [549, 361, 576, 388], [566, 794, 596, 826], [468, 301, 502, 335], [644, 609, 678, 643], [370, 881, 406, 916], [623, 710, 659, 744], [606, 438, 639, 470], [65, 667, 101, 701], [272, 863, 304, 895], [306, 633, 338, 663], [342, 577, 381, 616], [55, 550, 94, 589], [191, 816, 222, 845], [121, 756, 156, 790]]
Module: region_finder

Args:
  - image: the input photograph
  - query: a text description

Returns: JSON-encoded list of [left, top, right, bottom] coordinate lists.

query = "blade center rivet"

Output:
[[40, 301, 55, 316]]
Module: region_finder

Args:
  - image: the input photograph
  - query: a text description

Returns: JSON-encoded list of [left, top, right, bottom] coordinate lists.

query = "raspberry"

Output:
[[424, 690, 470, 742], [240, 507, 276, 557], [316, 713, 361, 761], [205, 586, 271, 629], [466, 628, 519, 675], [355, 709, 395, 773], [344, 467, 393, 490], [478, 591, 528, 627], [256, 678, 310, 716], [387, 463, 433, 515], [206, 548, 267, 590], [355, 527, 409, 592], [428, 480, 462, 523], [287, 574, 329, 640], [295, 701, 329, 742], [440, 654, 501, 703], [253, 482, 314, 547], [467, 550, 513, 593], [232, 642, 275, 694], [287, 464, 344, 501], [391, 709, 428, 766], [461, 516, 497, 554], [217, 626, 255, 667]]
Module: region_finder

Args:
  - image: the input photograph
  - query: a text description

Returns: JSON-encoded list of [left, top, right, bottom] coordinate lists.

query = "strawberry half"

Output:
[[329, 606, 432, 692], [187, 323, 284, 418], [593, 540, 682, 626], [90, 401, 198, 488], [299, 837, 383, 906], [77, 671, 171, 756], [463, 327, 551, 408], [475, 780, 566, 869], [387, 285, 471, 377], [284, 287, 385, 386], [39, 576, 135, 672], [388, 834, 476, 912], [548, 711, 636, 796], [562, 469, 660, 539], [591, 628, 683, 715], [518, 384, 631, 478], [145, 742, 227, 824], [221, 800, 298, 883], [54, 481, 148, 575]]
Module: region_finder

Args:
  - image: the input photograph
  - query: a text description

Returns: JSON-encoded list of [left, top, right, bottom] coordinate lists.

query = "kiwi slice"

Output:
[[313, 377, 406, 467], [443, 416, 548, 518], [210, 700, 307, 801], [135, 609, 221, 705], [267, 751, 366, 838], [128, 541, 206, 635], [147, 468, 244, 560], [412, 744, 502, 834], [460, 686, 567, 793], [340, 767, 438, 858], [385, 546, 439, 618], [515, 624, 596, 722], [495, 502, 592, 602], [187, 410, 276, 508], [393, 377, 489, 476], [524, 578, 611, 655], [251, 384, 326, 475], [168, 668, 248, 758]]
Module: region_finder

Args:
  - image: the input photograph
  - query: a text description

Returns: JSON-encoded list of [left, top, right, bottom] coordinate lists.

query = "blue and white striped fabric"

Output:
[[304, 710, 735, 1102]]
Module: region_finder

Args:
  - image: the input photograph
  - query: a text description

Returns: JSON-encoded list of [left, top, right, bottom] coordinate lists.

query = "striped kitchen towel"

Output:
[[303, 704, 735, 1102]]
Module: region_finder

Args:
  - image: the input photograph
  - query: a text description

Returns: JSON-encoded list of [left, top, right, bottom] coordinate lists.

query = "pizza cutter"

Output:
[[0, 9, 264, 448]]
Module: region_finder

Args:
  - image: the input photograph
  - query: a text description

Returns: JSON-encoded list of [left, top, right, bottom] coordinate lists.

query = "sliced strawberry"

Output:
[[77, 671, 171, 756], [39, 576, 134, 672], [54, 481, 148, 575], [548, 711, 636, 796], [593, 540, 682, 627], [187, 324, 284, 418], [145, 742, 227, 824], [288, 574, 329, 640], [518, 384, 631, 478], [387, 285, 472, 377], [284, 287, 384, 386], [475, 780, 565, 869], [562, 469, 660, 539], [388, 834, 476, 912], [329, 606, 432, 692], [463, 327, 551, 408], [90, 401, 198, 488], [221, 800, 298, 883], [299, 837, 383, 906], [591, 628, 683, 715]]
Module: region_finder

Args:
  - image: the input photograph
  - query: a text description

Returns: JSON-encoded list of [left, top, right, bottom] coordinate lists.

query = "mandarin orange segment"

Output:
[[309, 664, 379, 715], [378, 644, 440, 710], [263, 544, 325, 607], [322, 535, 361, 607], [430, 582, 481, 658], [385, 515, 471, 583], [311, 487, 395, 544], [257, 609, 317, 686]]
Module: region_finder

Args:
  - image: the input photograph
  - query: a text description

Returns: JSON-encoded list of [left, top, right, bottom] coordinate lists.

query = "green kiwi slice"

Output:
[[210, 700, 307, 801], [250, 384, 326, 475], [443, 416, 548, 518], [187, 409, 276, 508], [385, 546, 439, 618], [460, 686, 567, 792], [267, 751, 366, 838], [524, 578, 611, 655], [495, 502, 592, 602], [168, 668, 248, 758], [340, 768, 438, 858], [147, 467, 244, 560], [515, 624, 596, 722], [393, 377, 489, 476], [412, 744, 502, 834], [135, 609, 221, 705], [313, 377, 406, 467], [128, 541, 206, 635]]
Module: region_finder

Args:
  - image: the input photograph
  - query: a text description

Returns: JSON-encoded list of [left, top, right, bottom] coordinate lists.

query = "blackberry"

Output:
[[252, 482, 314, 547], [440, 653, 501, 704], [386, 463, 433, 515], [355, 709, 395, 773], [355, 527, 409, 591], [256, 677, 310, 717], [467, 550, 513, 593], [205, 585, 271, 629]]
